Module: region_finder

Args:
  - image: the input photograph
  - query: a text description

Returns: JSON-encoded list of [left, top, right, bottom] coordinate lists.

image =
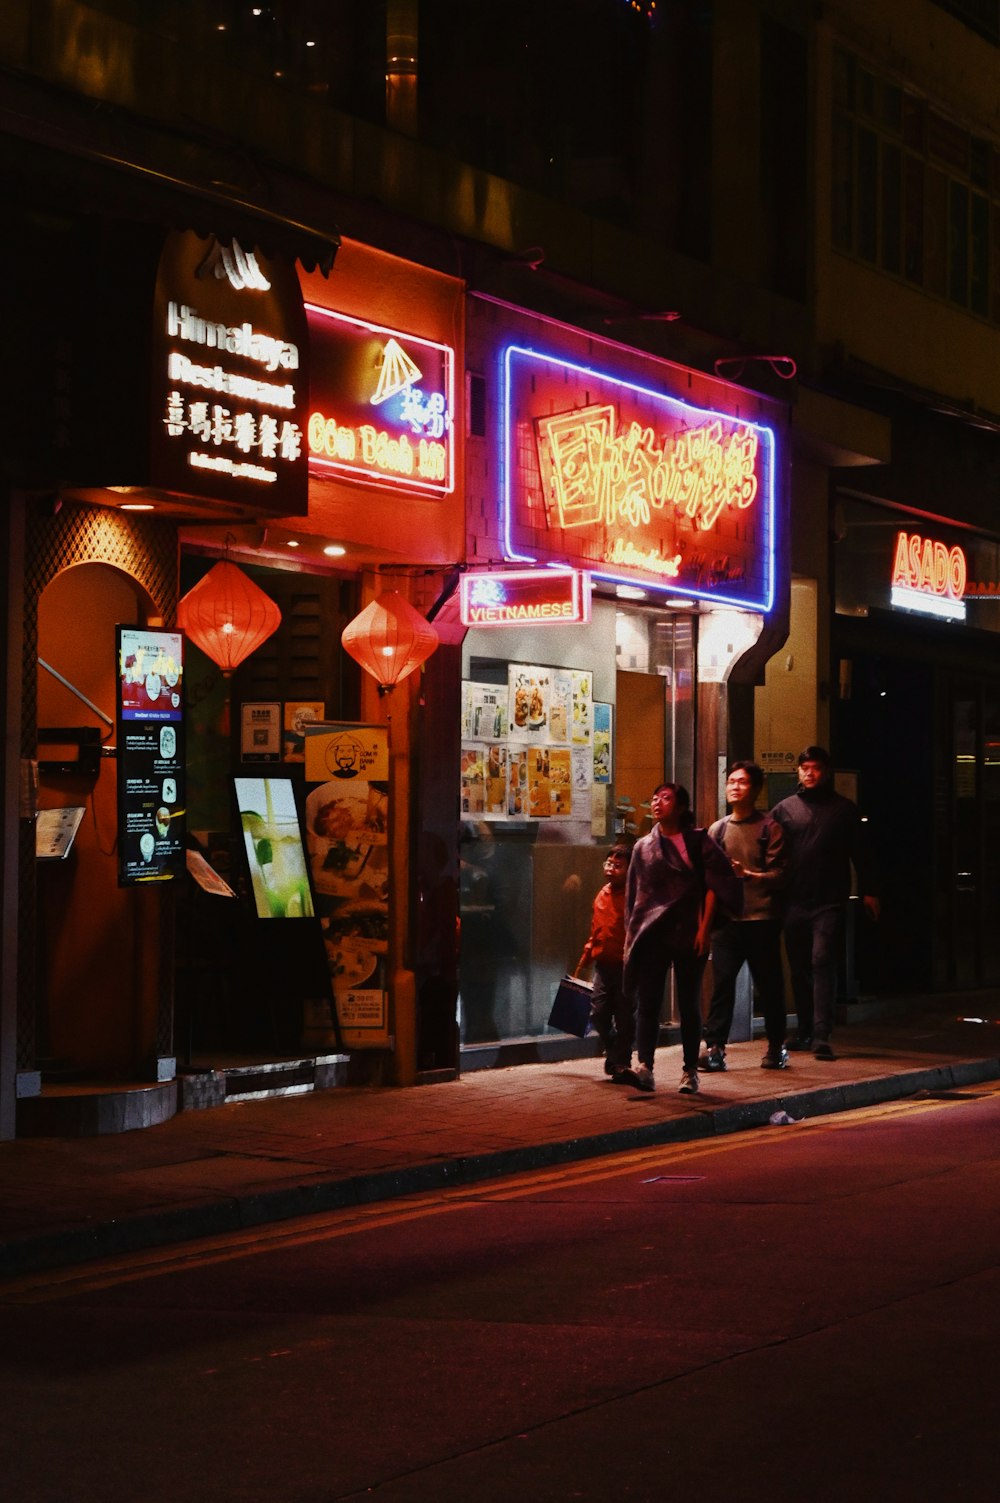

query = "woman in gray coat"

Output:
[[624, 782, 743, 1095]]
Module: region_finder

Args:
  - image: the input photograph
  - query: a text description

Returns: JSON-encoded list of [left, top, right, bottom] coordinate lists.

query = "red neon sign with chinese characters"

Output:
[[890, 530, 967, 621], [460, 569, 591, 627], [501, 345, 776, 609], [306, 305, 455, 497]]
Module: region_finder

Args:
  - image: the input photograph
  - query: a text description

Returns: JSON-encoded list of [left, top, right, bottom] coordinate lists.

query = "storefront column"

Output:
[[355, 572, 422, 1087], [1, 490, 26, 1138]]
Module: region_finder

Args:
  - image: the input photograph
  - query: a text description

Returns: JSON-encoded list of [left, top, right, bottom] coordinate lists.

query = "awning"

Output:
[[0, 67, 339, 274]]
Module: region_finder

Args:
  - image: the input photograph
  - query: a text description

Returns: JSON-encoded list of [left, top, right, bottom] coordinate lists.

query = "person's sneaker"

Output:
[[787, 1035, 814, 1052], [678, 1068, 699, 1094], [761, 1045, 789, 1070], [700, 1046, 727, 1072], [631, 1064, 655, 1092], [609, 1067, 633, 1085], [604, 1057, 617, 1076], [813, 1041, 837, 1061]]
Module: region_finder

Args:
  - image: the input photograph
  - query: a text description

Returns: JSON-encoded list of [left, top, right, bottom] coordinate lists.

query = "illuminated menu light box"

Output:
[[501, 344, 776, 611], [460, 568, 591, 627], [306, 305, 455, 497]]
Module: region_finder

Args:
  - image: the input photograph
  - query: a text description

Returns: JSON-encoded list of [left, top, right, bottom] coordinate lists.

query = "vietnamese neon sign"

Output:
[[306, 305, 454, 496], [460, 568, 591, 627], [890, 530, 967, 621], [500, 345, 776, 610]]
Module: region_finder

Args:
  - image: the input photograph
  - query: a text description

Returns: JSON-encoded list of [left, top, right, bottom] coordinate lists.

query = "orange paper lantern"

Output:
[[176, 560, 282, 674], [341, 591, 440, 691]]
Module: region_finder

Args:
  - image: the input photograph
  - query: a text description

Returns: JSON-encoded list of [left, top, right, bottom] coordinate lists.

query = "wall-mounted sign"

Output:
[[890, 530, 967, 621], [151, 232, 309, 514], [501, 345, 776, 609], [459, 568, 591, 626], [306, 305, 455, 497], [116, 627, 185, 886]]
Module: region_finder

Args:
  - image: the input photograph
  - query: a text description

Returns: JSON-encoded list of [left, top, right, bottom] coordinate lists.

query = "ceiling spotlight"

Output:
[[323, 544, 347, 558]]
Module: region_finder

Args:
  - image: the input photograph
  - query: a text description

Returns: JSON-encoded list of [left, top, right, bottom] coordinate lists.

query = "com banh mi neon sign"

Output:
[[501, 345, 776, 610], [890, 530, 967, 621], [305, 305, 454, 497]]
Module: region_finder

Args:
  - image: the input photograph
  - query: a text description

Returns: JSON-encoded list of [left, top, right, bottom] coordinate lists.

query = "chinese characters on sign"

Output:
[[306, 306, 455, 496], [459, 568, 591, 626], [152, 232, 309, 514], [502, 345, 775, 609]]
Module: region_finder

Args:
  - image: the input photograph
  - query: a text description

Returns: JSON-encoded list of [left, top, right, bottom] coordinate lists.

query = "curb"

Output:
[[2, 1057, 997, 1281]]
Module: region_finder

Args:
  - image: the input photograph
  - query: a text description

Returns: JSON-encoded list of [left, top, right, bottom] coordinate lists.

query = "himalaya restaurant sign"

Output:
[[305, 306, 455, 497], [501, 345, 776, 610], [151, 231, 309, 514]]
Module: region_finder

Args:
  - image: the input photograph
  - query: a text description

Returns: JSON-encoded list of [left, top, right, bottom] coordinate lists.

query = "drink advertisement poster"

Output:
[[233, 776, 314, 918], [302, 724, 390, 1048], [116, 626, 185, 886]]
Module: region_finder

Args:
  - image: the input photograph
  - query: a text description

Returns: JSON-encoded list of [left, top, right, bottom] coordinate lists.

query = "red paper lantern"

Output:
[[176, 560, 282, 674], [341, 591, 440, 691]]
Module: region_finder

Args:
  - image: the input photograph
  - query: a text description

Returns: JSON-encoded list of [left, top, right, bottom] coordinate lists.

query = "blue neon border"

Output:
[[499, 343, 777, 614]]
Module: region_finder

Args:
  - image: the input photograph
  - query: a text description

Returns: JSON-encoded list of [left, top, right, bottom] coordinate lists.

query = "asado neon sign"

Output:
[[890, 531, 967, 621], [501, 345, 776, 610], [306, 305, 455, 497], [460, 568, 591, 627]]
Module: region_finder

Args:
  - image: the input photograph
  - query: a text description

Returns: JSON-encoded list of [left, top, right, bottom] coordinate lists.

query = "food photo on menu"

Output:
[[119, 629, 182, 720], [305, 779, 388, 899], [509, 665, 550, 738]]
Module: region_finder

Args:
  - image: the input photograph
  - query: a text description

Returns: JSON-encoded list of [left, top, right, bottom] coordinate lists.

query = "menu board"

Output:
[[461, 663, 596, 822], [116, 627, 186, 885]]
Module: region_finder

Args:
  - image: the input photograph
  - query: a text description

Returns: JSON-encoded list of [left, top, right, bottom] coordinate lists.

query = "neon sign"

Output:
[[460, 568, 591, 627], [890, 531, 967, 621], [501, 345, 775, 610], [306, 305, 454, 497]]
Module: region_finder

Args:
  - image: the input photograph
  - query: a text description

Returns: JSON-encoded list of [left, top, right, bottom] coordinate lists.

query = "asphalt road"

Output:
[[2, 1086, 998, 1502]]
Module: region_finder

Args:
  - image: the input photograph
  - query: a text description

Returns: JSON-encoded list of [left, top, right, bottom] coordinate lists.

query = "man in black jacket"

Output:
[[771, 746, 879, 1060]]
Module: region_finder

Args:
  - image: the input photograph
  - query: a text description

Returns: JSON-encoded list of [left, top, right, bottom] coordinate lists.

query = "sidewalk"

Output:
[[1, 1001, 998, 1280]]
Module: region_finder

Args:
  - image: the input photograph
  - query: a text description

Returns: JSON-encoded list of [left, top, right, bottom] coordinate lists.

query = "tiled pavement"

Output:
[[1, 1002, 998, 1278]]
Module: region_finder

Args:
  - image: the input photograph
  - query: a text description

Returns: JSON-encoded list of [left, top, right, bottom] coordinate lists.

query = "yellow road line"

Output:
[[4, 1083, 996, 1304]]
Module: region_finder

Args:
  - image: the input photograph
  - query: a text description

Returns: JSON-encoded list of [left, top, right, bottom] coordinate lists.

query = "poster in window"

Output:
[[460, 745, 486, 816], [593, 702, 613, 785], [462, 682, 508, 742], [507, 748, 528, 817], [548, 747, 572, 817], [527, 746, 551, 817], [508, 664, 551, 741], [571, 671, 593, 746]]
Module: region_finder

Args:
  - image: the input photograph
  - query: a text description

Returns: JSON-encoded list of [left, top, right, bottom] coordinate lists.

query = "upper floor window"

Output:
[[832, 49, 998, 323]]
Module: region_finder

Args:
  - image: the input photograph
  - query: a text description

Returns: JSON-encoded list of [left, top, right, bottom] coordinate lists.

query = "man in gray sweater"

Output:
[[703, 761, 788, 1072], [771, 746, 880, 1060]]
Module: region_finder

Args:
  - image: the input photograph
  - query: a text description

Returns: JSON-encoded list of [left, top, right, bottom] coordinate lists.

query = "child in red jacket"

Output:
[[577, 842, 632, 1082]]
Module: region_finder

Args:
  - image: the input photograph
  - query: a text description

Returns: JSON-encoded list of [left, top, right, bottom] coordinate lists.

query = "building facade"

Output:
[[4, 0, 1000, 1135]]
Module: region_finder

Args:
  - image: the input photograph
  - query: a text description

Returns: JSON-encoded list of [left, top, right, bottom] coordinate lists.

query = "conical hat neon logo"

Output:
[[371, 337, 423, 406]]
